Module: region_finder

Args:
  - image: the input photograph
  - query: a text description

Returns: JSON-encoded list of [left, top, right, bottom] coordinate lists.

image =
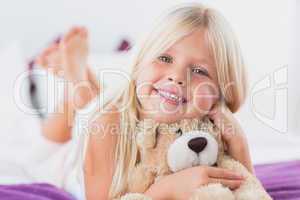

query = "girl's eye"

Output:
[[157, 55, 173, 63], [191, 67, 209, 77]]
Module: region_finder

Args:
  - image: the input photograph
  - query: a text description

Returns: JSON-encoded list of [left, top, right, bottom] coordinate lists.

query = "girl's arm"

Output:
[[84, 105, 119, 200], [209, 104, 254, 173], [144, 166, 244, 200]]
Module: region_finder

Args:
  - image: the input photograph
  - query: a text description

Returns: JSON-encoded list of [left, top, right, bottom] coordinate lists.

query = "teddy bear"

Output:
[[119, 117, 272, 200]]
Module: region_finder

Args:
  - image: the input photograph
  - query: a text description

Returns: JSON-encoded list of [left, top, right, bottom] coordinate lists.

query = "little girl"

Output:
[[37, 3, 253, 200]]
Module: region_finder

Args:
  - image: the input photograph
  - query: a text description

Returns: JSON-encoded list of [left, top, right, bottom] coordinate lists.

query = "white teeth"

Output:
[[157, 90, 182, 103]]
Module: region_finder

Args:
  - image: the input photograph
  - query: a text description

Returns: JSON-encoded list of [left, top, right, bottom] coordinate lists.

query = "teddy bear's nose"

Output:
[[188, 137, 207, 153]]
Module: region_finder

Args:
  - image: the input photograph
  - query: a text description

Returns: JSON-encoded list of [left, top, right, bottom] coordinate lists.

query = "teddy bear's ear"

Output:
[[136, 119, 159, 149], [201, 117, 215, 132]]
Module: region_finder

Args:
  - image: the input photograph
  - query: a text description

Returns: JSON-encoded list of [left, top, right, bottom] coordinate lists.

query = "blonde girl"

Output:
[[39, 3, 252, 200]]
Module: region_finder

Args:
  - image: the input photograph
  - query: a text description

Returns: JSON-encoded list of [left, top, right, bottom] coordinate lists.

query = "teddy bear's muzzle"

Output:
[[167, 131, 219, 172]]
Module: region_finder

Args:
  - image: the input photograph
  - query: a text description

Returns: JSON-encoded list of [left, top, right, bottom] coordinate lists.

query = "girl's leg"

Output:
[[37, 27, 99, 143]]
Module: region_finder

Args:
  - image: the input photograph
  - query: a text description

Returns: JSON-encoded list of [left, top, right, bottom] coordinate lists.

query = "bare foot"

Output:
[[60, 27, 89, 82], [36, 27, 99, 90], [36, 26, 100, 110], [36, 42, 61, 75]]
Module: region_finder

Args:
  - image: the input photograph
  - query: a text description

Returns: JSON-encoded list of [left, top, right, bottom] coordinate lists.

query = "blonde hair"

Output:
[[106, 3, 248, 198]]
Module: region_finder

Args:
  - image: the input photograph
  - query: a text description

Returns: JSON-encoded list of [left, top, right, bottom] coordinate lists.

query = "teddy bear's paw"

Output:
[[120, 193, 152, 200], [136, 119, 159, 149], [218, 155, 250, 177], [190, 183, 234, 200]]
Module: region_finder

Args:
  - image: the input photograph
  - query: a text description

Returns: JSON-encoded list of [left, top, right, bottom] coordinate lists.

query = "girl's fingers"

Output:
[[209, 178, 243, 190], [208, 105, 223, 126], [209, 101, 232, 121], [208, 103, 239, 140], [207, 167, 244, 180], [208, 105, 220, 119]]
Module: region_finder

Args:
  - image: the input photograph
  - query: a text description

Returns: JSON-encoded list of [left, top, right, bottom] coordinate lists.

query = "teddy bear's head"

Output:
[[135, 117, 223, 175], [129, 118, 272, 200]]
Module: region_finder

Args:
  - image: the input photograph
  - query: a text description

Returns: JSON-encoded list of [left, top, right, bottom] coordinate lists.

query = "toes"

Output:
[[35, 55, 45, 66], [45, 43, 59, 54], [36, 48, 50, 66], [36, 52, 49, 67], [79, 27, 88, 38], [43, 44, 59, 61], [36, 43, 59, 67], [62, 26, 88, 44]]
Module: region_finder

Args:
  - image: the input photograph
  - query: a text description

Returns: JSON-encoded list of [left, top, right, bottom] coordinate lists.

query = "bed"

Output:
[[256, 160, 300, 199], [0, 160, 299, 200], [0, 41, 299, 200], [0, 183, 75, 200]]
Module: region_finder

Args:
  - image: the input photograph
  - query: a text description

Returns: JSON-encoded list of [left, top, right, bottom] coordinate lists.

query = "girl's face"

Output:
[[136, 29, 220, 123]]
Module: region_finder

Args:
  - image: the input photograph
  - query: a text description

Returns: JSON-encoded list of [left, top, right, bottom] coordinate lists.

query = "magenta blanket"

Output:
[[0, 160, 299, 200], [255, 160, 300, 200], [0, 183, 75, 200]]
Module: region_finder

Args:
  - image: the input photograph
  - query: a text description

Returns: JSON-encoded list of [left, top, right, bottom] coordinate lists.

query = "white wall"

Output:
[[289, 0, 300, 132], [0, 0, 288, 56], [0, 0, 189, 56]]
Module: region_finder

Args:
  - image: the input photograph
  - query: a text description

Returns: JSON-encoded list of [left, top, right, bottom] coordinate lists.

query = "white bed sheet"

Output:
[[248, 130, 300, 165]]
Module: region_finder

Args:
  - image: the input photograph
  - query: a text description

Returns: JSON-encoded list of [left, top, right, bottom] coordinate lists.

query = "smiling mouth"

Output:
[[154, 88, 187, 105]]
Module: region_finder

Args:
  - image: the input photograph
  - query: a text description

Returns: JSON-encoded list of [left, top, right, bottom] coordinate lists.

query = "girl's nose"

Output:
[[167, 76, 186, 86]]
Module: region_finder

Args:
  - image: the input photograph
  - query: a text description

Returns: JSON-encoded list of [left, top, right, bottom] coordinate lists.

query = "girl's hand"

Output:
[[145, 166, 244, 200], [208, 102, 254, 173]]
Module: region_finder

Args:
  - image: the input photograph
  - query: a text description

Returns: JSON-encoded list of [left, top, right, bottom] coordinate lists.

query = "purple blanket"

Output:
[[0, 160, 299, 200], [255, 160, 300, 200], [0, 183, 75, 200]]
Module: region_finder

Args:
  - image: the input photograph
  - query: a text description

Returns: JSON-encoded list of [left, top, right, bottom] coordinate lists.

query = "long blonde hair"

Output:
[[106, 3, 248, 198]]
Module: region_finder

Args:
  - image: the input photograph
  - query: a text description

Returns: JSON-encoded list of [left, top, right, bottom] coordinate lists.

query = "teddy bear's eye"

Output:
[[175, 128, 183, 136]]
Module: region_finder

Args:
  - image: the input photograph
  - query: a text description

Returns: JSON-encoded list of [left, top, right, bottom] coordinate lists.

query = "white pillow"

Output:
[[0, 42, 41, 183], [0, 42, 38, 138]]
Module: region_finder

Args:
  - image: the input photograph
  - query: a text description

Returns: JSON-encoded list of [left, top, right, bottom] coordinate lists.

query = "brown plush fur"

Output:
[[118, 118, 272, 200]]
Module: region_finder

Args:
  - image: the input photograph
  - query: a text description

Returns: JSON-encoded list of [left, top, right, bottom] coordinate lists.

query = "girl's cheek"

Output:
[[136, 64, 153, 84], [192, 83, 220, 113], [136, 63, 163, 94], [138, 63, 161, 82]]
